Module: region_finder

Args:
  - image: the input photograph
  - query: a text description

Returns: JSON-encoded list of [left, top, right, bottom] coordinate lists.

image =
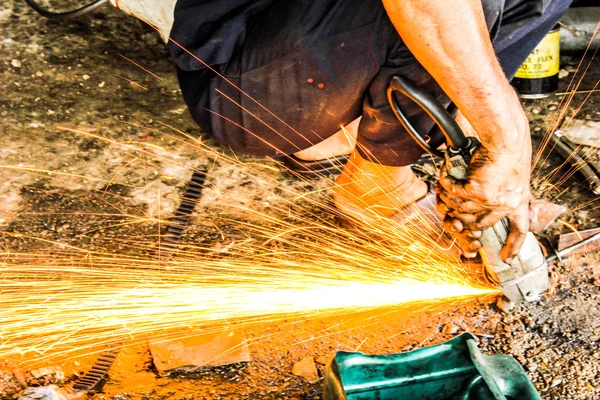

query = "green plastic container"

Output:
[[324, 333, 541, 400]]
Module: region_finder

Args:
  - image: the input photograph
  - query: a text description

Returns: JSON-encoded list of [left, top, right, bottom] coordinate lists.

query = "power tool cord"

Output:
[[23, 0, 108, 20], [388, 75, 468, 158]]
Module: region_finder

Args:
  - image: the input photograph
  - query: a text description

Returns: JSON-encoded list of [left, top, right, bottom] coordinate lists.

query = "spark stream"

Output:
[[0, 251, 497, 363]]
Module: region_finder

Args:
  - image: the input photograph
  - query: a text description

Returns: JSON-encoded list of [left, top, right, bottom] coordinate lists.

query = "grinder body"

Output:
[[388, 75, 549, 302], [445, 144, 548, 302]]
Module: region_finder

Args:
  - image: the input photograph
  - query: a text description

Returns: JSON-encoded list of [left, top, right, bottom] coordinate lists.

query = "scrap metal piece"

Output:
[[529, 199, 566, 234], [562, 120, 600, 148], [18, 385, 69, 400], [149, 330, 250, 375], [557, 227, 600, 253], [548, 231, 600, 263]]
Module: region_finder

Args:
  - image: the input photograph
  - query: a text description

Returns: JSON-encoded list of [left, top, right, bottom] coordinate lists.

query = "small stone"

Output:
[[496, 296, 514, 313], [82, 74, 90, 80], [11, 59, 21, 68], [558, 68, 569, 79], [523, 316, 535, 328], [0, 371, 22, 398], [441, 323, 460, 335], [212, 240, 235, 253], [548, 104, 557, 111], [12, 369, 27, 389], [292, 356, 319, 384], [551, 378, 562, 388], [531, 108, 540, 114], [35, 71, 43, 77], [98, 81, 105, 88], [526, 362, 538, 372], [563, 119, 600, 147]]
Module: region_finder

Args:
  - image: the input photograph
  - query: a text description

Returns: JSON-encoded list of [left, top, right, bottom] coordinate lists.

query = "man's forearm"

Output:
[[382, 0, 529, 156]]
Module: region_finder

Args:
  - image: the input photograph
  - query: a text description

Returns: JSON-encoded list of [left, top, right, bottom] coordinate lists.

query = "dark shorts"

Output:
[[172, 0, 571, 166]]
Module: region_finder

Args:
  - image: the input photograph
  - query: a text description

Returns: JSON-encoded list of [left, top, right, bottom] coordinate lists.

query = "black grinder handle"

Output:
[[387, 76, 470, 158]]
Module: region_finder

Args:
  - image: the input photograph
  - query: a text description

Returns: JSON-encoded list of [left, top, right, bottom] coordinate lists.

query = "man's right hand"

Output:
[[436, 113, 533, 263], [382, 0, 535, 262]]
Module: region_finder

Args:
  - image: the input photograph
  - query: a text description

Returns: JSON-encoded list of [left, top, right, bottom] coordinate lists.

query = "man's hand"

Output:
[[382, 0, 534, 260], [436, 112, 532, 262]]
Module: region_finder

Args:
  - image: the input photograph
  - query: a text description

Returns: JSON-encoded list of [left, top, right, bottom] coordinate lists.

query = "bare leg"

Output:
[[333, 150, 428, 219], [332, 108, 478, 220], [293, 117, 361, 161]]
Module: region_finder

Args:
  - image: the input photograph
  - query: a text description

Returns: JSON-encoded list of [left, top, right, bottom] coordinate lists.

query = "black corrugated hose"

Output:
[[24, 0, 108, 20]]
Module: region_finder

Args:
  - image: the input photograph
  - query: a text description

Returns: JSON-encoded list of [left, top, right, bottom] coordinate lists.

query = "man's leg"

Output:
[[293, 117, 360, 162], [333, 62, 447, 220], [177, 0, 393, 161]]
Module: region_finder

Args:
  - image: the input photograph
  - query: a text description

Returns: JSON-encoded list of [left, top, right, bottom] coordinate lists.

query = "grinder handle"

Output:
[[388, 76, 470, 156], [388, 76, 480, 179]]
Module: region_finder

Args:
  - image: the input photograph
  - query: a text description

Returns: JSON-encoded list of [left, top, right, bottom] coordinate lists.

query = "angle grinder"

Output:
[[388, 76, 548, 303]]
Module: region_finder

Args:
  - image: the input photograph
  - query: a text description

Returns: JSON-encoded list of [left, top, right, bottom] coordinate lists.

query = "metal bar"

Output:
[[547, 231, 600, 262]]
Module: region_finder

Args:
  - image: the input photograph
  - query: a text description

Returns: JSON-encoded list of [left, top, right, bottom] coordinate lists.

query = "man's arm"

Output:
[[382, 0, 532, 261]]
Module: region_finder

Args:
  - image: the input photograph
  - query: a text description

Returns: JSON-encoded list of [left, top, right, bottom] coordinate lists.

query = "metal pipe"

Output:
[[549, 130, 600, 195], [547, 231, 600, 263]]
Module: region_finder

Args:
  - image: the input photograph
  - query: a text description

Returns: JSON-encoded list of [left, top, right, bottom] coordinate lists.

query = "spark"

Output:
[[555, 89, 600, 96], [0, 249, 496, 364], [532, 22, 599, 174], [116, 53, 164, 81], [112, 74, 148, 91]]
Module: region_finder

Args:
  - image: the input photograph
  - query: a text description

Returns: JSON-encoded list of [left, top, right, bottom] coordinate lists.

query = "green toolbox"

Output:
[[324, 333, 541, 400]]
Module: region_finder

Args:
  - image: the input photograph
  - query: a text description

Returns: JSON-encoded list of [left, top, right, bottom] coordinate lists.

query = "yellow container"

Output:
[[512, 27, 560, 98]]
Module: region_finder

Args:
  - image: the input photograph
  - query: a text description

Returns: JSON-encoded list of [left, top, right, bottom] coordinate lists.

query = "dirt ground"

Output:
[[1, 1, 599, 399]]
